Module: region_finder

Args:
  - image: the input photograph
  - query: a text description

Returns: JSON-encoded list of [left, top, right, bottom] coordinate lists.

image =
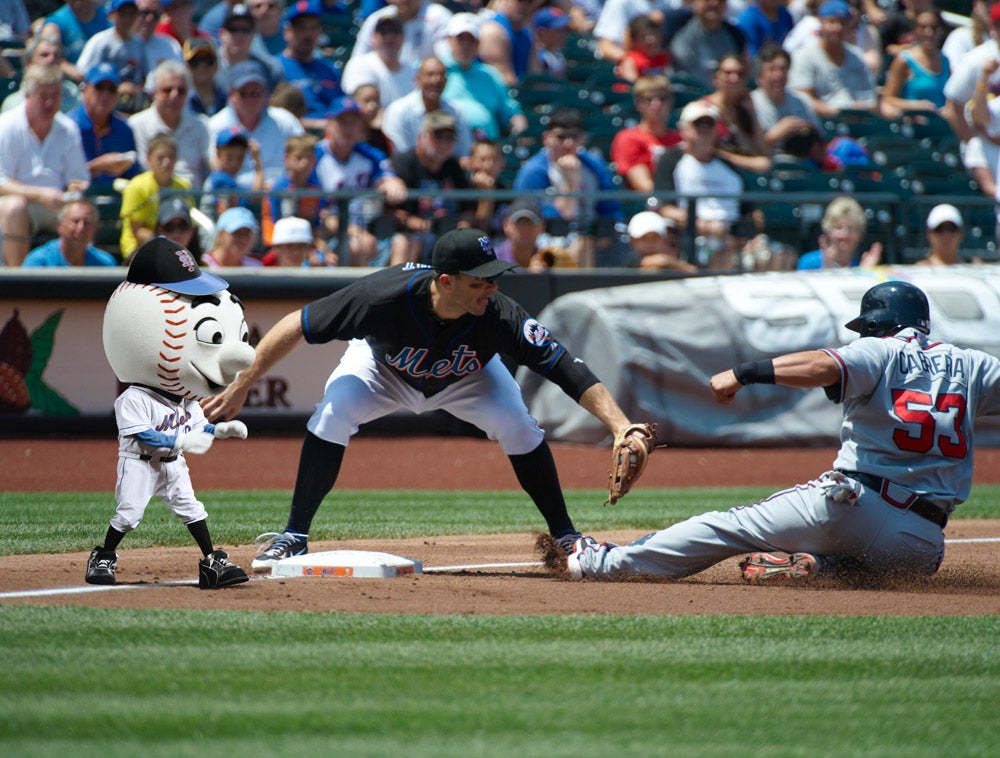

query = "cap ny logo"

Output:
[[478, 235, 495, 259], [174, 249, 198, 273]]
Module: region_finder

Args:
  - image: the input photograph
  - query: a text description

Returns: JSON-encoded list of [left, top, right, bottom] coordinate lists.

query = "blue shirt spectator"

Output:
[[22, 198, 118, 267], [44, 1, 112, 66], [736, 0, 795, 57], [277, 0, 344, 130]]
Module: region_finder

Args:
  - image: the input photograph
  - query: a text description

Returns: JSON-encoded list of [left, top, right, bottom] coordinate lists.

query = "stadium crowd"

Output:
[[0, 0, 996, 270]]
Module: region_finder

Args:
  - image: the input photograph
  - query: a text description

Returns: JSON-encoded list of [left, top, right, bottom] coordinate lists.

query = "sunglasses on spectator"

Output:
[[94, 82, 118, 93], [237, 87, 266, 98], [138, 9, 159, 18], [550, 130, 582, 141], [163, 220, 192, 232], [189, 57, 217, 67], [227, 26, 254, 35], [931, 223, 960, 233], [250, 1, 280, 8], [431, 130, 457, 142], [158, 85, 188, 95]]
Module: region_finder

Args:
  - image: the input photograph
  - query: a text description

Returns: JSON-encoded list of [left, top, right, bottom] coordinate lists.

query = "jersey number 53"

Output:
[[891, 389, 968, 459]]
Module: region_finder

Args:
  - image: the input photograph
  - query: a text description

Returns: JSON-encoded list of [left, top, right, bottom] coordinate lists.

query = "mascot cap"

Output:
[[126, 236, 228, 295]]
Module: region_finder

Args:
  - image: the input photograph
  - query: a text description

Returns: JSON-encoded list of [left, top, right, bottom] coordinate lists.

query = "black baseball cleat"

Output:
[[85, 547, 118, 585], [553, 531, 584, 554], [198, 550, 250, 589]]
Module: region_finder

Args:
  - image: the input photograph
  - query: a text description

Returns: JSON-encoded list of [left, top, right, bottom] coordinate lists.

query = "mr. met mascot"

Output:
[[86, 237, 255, 589]]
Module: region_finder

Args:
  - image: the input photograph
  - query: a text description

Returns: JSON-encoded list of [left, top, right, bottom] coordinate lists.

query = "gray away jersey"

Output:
[[825, 329, 1000, 509]]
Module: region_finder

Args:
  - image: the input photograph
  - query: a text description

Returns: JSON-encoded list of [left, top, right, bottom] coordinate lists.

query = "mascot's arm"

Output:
[[133, 428, 214, 455]]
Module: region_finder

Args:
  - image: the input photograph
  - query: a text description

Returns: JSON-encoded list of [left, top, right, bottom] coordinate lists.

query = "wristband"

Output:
[[733, 359, 775, 385]]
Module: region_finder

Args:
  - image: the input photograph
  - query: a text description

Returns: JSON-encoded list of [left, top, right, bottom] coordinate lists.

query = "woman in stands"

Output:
[[879, 7, 950, 121], [702, 55, 772, 173], [796, 195, 883, 269]]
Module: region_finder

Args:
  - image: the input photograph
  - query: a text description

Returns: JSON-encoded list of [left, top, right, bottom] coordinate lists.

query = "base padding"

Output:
[[268, 550, 423, 578]]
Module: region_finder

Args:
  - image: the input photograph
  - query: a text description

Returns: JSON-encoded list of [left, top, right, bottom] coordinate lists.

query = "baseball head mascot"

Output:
[[86, 237, 255, 589]]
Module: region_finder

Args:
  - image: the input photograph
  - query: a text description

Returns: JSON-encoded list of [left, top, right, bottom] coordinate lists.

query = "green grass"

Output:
[[1, 608, 999, 756], [1, 488, 999, 756], [3, 486, 999, 555]]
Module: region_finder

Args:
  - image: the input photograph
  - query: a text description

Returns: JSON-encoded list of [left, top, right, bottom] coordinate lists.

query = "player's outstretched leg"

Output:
[[199, 550, 249, 589], [85, 547, 119, 585]]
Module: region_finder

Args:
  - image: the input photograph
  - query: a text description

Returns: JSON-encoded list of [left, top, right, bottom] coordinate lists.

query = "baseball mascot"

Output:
[[86, 237, 255, 589]]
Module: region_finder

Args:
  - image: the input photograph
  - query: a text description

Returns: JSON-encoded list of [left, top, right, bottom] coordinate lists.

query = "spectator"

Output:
[[269, 81, 308, 122], [594, 0, 669, 63], [128, 59, 212, 187], [0, 64, 90, 267], [216, 2, 284, 94], [751, 42, 822, 155], [199, 0, 243, 43], [494, 196, 574, 270], [134, 0, 185, 76], [184, 37, 228, 116], [351, 0, 454, 70], [703, 54, 772, 173], [388, 110, 476, 264], [737, 0, 794, 56], [277, 0, 344, 131], [942, 0, 989, 72], [201, 124, 263, 218], [155, 194, 198, 251], [513, 106, 623, 267], [263, 133, 328, 248], [785, 0, 883, 80], [22, 196, 118, 267], [314, 95, 408, 265], [625, 210, 698, 272], [879, 0, 935, 59], [75, 0, 148, 107], [665, 0, 749, 90], [119, 132, 193, 259], [879, 7, 950, 120], [41, 0, 111, 80], [248, 0, 287, 56], [610, 74, 681, 193], [466, 137, 509, 236], [0, 0, 30, 48], [341, 11, 414, 111], [352, 82, 394, 155], [261, 215, 329, 266], [202, 205, 263, 266], [68, 62, 142, 193], [788, 0, 877, 118], [155, 0, 210, 46], [1, 34, 82, 116], [616, 14, 669, 82], [917, 203, 979, 265], [652, 100, 744, 248], [533, 6, 571, 78], [441, 13, 528, 141], [478, 0, 539, 85], [942, 3, 1000, 198], [795, 195, 882, 269], [208, 59, 305, 187], [382, 55, 473, 157]]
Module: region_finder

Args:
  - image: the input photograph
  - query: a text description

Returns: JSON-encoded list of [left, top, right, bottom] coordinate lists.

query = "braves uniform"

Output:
[[111, 385, 213, 533], [302, 263, 598, 453], [576, 329, 1000, 579]]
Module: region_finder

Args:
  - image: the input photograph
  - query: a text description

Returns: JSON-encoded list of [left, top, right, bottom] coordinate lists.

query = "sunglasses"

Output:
[[163, 220, 192, 232], [138, 9, 159, 17], [158, 85, 188, 95], [189, 56, 217, 67], [94, 82, 118, 93], [550, 130, 582, 141], [237, 87, 266, 98], [931, 223, 960, 233]]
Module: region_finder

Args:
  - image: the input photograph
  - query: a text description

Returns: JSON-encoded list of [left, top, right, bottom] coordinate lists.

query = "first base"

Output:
[[267, 550, 423, 578]]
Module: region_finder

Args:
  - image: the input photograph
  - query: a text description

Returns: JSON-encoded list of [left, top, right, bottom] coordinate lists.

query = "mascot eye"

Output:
[[240, 321, 249, 344], [194, 317, 224, 345]]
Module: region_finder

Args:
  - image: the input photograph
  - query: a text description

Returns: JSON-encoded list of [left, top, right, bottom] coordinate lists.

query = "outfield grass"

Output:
[[1, 488, 998, 756]]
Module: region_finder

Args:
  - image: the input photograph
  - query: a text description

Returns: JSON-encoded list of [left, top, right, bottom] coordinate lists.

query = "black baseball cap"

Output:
[[431, 228, 516, 279], [126, 237, 228, 295]]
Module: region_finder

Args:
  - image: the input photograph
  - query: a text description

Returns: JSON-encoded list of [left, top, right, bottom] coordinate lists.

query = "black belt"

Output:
[[139, 454, 178, 463], [837, 470, 948, 528]]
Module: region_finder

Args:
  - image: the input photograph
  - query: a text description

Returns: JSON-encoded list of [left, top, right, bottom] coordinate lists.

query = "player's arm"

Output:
[[710, 350, 841, 405], [577, 382, 632, 438], [201, 309, 305, 421]]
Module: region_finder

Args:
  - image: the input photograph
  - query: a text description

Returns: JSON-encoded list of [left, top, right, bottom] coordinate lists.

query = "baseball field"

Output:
[[2, 437, 999, 756]]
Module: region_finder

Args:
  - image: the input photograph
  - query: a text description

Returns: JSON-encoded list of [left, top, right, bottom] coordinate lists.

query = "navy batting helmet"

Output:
[[845, 281, 930, 337]]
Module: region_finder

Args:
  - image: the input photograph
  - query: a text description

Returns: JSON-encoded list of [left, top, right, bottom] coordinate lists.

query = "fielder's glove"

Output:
[[817, 470, 862, 504], [606, 423, 659, 505], [172, 429, 214, 455], [213, 421, 248, 440]]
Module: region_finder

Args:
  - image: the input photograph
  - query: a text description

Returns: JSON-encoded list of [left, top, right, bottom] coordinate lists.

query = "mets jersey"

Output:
[[115, 385, 208, 458], [301, 264, 598, 398], [314, 140, 395, 227], [825, 329, 1000, 510]]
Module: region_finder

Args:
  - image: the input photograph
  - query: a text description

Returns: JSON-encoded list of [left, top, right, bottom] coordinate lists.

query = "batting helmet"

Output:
[[845, 281, 930, 337]]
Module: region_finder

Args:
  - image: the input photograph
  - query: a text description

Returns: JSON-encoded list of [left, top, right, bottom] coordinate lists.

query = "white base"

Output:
[[267, 550, 423, 578]]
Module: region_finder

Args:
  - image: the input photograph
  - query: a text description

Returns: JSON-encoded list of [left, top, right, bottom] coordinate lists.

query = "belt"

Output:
[[139, 454, 178, 463], [836, 470, 948, 529]]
